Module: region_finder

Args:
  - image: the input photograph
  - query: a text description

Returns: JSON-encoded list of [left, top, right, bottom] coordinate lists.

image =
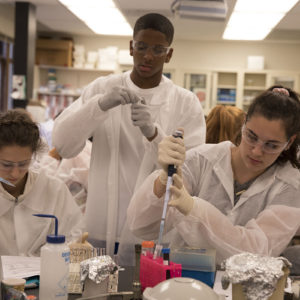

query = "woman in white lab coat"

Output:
[[0, 109, 84, 256], [127, 86, 300, 264]]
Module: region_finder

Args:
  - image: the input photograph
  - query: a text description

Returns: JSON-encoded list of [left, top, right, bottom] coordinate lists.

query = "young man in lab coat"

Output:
[[52, 13, 206, 265]]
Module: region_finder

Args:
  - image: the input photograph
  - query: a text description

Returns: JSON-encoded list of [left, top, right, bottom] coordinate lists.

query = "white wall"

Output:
[[71, 34, 300, 87]]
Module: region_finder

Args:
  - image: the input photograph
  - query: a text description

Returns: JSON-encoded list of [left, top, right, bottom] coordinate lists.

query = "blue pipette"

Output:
[[0, 177, 15, 187], [153, 130, 183, 259]]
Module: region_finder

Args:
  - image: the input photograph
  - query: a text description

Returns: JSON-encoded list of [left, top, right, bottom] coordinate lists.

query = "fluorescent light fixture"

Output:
[[223, 0, 299, 40], [58, 0, 132, 36]]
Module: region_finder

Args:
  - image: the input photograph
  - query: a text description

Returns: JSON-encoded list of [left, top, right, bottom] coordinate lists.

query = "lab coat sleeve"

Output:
[[127, 170, 184, 240], [52, 78, 110, 158], [142, 91, 206, 161], [176, 193, 300, 260]]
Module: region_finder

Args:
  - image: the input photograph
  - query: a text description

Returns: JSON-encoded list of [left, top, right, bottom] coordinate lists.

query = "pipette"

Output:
[[0, 177, 15, 187], [153, 130, 183, 259]]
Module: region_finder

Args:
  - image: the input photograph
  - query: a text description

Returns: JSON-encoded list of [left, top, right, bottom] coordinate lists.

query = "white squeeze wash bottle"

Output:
[[34, 214, 70, 300]]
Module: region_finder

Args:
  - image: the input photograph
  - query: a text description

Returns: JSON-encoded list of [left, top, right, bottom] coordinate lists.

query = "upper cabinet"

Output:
[[183, 71, 212, 115], [241, 72, 267, 111], [212, 71, 238, 108]]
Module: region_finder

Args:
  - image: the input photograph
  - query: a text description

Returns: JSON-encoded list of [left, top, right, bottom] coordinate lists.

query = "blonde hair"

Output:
[[206, 105, 245, 145]]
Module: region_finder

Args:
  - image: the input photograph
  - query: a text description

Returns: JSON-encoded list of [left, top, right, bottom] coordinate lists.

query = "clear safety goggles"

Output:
[[132, 40, 171, 57], [241, 125, 289, 154], [0, 159, 32, 172]]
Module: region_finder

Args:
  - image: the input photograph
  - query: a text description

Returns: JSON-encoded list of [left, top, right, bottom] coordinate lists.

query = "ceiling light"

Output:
[[223, 0, 299, 40], [58, 0, 132, 36]]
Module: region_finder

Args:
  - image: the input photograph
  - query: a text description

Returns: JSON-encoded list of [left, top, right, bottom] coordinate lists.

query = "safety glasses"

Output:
[[132, 40, 171, 57], [0, 159, 32, 172], [241, 125, 289, 154]]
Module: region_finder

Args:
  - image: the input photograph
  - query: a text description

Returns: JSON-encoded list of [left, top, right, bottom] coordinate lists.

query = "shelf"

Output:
[[243, 86, 265, 90], [217, 101, 236, 105], [37, 64, 114, 74], [38, 91, 81, 97], [217, 85, 236, 89]]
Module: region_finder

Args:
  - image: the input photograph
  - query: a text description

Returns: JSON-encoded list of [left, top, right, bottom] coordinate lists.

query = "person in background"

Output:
[[0, 109, 84, 256], [52, 13, 206, 264], [34, 141, 92, 213], [206, 104, 245, 145], [127, 86, 300, 265]]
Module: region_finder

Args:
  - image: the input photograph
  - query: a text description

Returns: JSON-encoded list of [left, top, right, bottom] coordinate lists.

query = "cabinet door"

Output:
[[212, 71, 238, 108], [184, 72, 211, 115], [242, 72, 267, 111]]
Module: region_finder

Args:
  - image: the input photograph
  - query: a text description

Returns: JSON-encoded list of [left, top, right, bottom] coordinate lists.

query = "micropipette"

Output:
[[0, 177, 15, 187], [153, 130, 183, 259]]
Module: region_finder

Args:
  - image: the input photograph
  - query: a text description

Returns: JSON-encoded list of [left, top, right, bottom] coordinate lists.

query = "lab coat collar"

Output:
[[0, 170, 42, 216], [234, 158, 299, 209], [202, 142, 235, 202], [125, 71, 172, 104]]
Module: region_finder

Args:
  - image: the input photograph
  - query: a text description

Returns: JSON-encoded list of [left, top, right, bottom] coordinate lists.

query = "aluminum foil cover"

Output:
[[80, 255, 118, 285], [221, 252, 291, 300]]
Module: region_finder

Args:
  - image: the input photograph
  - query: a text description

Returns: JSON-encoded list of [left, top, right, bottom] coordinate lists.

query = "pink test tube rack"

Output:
[[140, 253, 182, 290]]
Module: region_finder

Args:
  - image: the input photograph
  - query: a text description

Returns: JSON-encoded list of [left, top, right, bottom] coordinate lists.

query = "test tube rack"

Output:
[[140, 254, 182, 290]]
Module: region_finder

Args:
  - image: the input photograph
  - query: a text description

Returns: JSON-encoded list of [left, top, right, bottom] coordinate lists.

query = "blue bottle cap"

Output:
[[162, 248, 170, 254], [47, 235, 65, 244]]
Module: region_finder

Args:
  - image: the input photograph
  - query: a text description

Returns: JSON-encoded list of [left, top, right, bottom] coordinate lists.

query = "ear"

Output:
[[165, 48, 173, 63], [129, 40, 133, 57], [285, 134, 296, 150]]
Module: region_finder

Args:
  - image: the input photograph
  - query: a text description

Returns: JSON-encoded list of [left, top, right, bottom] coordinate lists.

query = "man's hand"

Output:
[[98, 86, 140, 111], [131, 101, 156, 138]]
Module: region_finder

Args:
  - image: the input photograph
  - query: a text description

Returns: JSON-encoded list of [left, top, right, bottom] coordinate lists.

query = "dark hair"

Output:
[[246, 85, 300, 169], [0, 109, 43, 153], [133, 13, 174, 45]]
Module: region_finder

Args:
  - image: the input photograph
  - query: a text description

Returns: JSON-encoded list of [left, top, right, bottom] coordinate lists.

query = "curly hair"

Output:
[[206, 105, 245, 145], [246, 85, 300, 169], [0, 109, 43, 153]]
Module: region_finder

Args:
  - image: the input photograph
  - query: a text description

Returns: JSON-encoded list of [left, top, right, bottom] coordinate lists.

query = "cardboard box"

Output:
[[36, 39, 73, 67]]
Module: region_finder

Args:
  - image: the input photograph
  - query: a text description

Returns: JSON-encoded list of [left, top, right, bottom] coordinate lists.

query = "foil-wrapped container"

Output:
[[221, 252, 291, 300], [80, 255, 118, 286]]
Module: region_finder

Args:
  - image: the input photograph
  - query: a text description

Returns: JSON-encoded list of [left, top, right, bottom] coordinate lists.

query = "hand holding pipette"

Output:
[[169, 168, 194, 215], [153, 129, 184, 258]]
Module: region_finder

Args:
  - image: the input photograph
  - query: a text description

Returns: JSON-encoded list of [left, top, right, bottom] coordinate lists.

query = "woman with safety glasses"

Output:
[[127, 85, 300, 264], [0, 109, 84, 256]]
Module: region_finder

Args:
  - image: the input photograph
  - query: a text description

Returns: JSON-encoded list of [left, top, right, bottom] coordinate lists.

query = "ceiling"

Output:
[[2, 0, 300, 42]]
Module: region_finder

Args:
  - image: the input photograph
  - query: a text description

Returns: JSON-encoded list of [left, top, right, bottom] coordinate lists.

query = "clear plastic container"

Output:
[[141, 241, 155, 257]]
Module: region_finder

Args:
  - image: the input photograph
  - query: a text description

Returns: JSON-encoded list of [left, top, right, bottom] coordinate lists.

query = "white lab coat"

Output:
[[0, 169, 85, 256], [52, 71, 206, 262], [128, 141, 300, 264], [33, 140, 92, 212]]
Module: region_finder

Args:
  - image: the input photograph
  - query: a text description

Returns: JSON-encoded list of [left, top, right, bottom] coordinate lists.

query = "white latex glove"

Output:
[[169, 168, 194, 216], [131, 100, 156, 138], [98, 86, 140, 111], [157, 132, 185, 185]]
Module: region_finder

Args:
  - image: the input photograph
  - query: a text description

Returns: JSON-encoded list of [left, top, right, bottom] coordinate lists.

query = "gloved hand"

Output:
[[131, 100, 156, 138], [98, 86, 140, 111], [169, 168, 194, 216], [158, 132, 185, 172]]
